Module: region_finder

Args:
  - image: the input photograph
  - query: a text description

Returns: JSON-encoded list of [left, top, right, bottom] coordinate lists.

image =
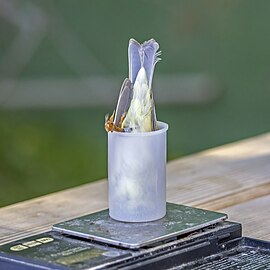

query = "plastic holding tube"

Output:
[[108, 122, 168, 222]]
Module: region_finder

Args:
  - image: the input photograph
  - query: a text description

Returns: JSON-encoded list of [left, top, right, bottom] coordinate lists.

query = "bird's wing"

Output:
[[114, 78, 133, 126], [140, 39, 161, 88], [128, 39, 141, 84], [128, 38, 161, 87], [151, 98, 157, 131]]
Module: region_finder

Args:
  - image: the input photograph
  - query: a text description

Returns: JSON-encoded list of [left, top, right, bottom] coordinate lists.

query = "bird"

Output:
[[105, 38, 161, 133], [122, 38, 161, 132]]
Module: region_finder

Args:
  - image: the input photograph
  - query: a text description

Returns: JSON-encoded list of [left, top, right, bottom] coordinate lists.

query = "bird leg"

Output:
[[118, 112, 126, 128]]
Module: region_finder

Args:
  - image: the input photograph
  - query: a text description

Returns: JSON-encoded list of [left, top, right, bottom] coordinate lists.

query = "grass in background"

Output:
[[0, 100, 269, 207]]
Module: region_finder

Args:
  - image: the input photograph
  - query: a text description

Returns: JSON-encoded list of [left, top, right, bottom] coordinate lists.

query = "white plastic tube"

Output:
[[108, 121, 168, 222]]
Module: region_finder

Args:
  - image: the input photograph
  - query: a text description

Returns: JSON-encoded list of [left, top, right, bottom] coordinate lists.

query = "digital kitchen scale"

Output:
[[0, 202, 269, 269]]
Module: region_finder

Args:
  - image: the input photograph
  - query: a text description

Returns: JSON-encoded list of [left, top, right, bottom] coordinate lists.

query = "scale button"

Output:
[[36, 237, 54, 243], [10, 245, 28, 251]]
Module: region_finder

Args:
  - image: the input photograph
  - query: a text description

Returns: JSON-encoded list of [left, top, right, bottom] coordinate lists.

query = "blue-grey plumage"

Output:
[[114, 78, 133, 126], [140, 39, 161, 88], [151, 99, 158, 131], [123, 38, 161, 132], [128, 39, 141, 84], [128, 38, 161, 88]]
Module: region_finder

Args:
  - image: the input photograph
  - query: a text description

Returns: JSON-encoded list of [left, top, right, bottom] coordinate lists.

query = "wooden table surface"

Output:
[[0, 133, 269, 245]]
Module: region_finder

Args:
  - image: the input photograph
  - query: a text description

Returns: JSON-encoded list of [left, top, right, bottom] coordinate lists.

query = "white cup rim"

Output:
[[109, 121, 168, 137]]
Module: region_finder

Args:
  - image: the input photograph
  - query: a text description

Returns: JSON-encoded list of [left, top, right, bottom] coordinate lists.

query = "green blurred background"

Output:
[[0, 0, 269, 207]]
